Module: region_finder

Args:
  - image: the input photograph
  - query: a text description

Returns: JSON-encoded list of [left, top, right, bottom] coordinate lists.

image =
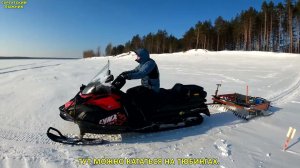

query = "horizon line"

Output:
[[0, 56, 80, 60]]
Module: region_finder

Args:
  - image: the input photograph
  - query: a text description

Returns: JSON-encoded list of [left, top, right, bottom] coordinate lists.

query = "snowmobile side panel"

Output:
[[78, 120, 131, 134], [85, 96, 121, 111], [64, 100, 75, 109]]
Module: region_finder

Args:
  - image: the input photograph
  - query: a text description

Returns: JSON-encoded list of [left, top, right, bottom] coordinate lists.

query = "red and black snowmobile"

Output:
[[47, 61, 210, 144]]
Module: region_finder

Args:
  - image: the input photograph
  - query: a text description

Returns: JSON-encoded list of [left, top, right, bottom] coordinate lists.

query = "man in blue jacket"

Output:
[[120, 48, 160, 93], [117, 48, 160, 127]]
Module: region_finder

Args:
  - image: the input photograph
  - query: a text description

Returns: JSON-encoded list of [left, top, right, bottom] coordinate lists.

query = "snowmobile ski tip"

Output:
[[47, 127, 108, 145]]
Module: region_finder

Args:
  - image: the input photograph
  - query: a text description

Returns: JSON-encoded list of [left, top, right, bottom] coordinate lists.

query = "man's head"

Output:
[[134, 48, 150, 63]]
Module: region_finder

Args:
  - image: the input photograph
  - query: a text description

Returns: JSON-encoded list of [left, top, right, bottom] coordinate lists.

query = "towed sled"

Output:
[[209, 84, 272, 120], [47, 61, 210, 144]]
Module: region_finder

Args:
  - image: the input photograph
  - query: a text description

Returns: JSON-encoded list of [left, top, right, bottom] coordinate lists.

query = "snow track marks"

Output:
[[0, 128, 54, 145], [268, 77, 300, 104]]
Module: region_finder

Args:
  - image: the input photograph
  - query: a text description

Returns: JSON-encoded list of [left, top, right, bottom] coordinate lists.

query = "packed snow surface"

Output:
[[0, 50, 300, 168]]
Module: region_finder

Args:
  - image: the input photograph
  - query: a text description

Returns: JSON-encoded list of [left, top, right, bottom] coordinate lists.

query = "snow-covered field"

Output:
[[0, 50, 299, 168]]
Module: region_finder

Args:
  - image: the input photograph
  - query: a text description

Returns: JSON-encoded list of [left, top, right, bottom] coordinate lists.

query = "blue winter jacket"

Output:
[[125, 49, 160, 92]]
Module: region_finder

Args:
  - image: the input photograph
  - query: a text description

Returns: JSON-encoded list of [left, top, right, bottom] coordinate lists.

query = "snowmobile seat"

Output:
[[170, 83, 207, 100], [154, 84, 207, 107], [123, 84, 208, 124]]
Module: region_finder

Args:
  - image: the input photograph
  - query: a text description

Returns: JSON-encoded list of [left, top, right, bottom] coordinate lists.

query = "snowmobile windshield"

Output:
[[82, 61, 113, 95]]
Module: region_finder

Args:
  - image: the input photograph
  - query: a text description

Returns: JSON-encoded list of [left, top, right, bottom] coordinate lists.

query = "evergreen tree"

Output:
[[215, 16, 226, 51], [99, 1, 300, 55], [131, 35, 142, 50], [182, 27, 196, 51], [295, 0, 300, 52], [286, 0, 294, 52], [105, 43, 112, 56]]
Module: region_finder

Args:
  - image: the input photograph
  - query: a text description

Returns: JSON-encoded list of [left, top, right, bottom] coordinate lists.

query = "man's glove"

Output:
[[112, 74, 126, 90], [120, 72, 127, 76]]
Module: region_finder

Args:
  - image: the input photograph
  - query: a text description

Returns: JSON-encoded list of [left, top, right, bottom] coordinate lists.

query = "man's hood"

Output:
[[134, 48, 150, 64]]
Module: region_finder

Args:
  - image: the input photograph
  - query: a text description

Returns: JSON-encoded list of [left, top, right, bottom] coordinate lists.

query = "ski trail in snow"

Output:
[[268, 77, 300, 104], [285, 150, 300, 156], [0, 61, 50, 71], [0, 64, 61, 75]]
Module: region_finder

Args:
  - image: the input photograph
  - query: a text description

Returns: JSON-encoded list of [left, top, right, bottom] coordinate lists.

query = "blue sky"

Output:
[[0, 0, 284, 58]]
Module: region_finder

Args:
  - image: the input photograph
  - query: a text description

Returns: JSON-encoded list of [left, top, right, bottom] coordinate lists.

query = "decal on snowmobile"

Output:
[[99, 114, 118, 125]]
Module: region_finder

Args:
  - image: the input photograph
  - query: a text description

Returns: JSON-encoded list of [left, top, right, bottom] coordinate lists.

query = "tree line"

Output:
[[83, 0, 300, 57]]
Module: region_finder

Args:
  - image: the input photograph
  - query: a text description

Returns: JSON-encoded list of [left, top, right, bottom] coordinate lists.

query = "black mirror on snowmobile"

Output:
[[105, 74, 114, 83], [80, 84, 86, 91]]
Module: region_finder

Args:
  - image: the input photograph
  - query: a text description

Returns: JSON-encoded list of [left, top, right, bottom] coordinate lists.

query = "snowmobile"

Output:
[[47, 61, 210, 144]]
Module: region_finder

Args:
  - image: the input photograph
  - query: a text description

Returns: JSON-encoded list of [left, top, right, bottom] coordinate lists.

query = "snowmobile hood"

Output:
[[134, 48, 150, 64]]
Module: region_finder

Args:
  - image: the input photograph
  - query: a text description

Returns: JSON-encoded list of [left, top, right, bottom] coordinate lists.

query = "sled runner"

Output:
[[209, 84, 272, 120]]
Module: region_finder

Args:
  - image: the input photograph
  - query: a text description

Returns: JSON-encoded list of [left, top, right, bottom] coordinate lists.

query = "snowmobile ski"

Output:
[[47, 127, 108, 145]]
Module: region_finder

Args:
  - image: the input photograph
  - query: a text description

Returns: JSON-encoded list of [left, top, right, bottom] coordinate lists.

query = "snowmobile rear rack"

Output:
[[208, 84, 272, 120]]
